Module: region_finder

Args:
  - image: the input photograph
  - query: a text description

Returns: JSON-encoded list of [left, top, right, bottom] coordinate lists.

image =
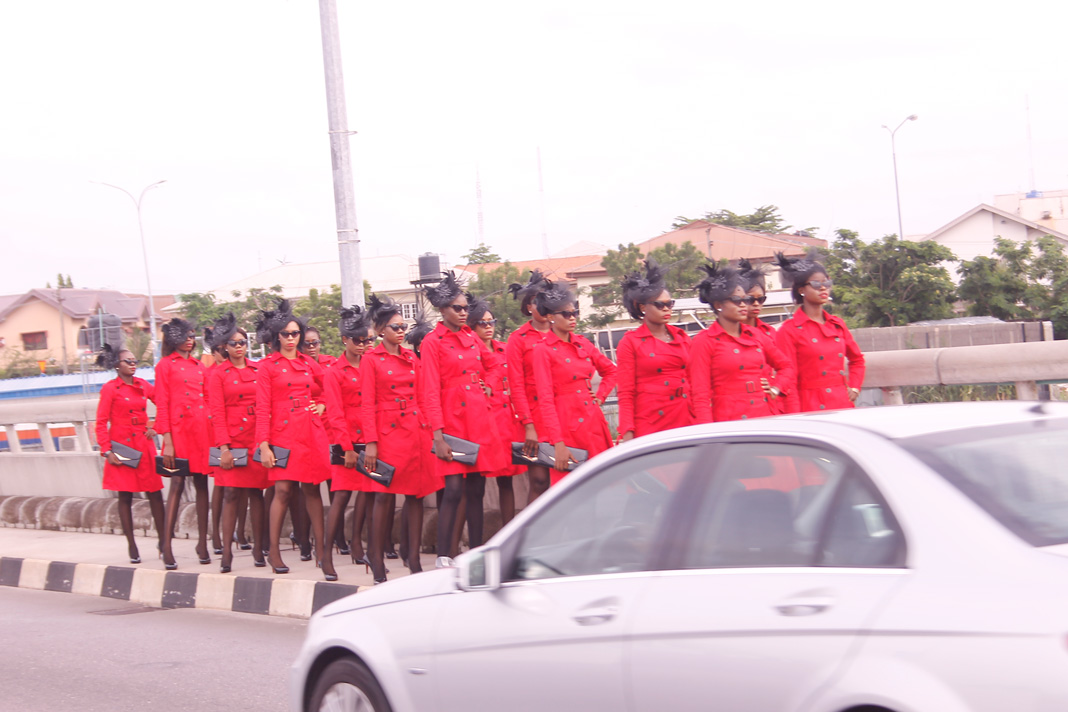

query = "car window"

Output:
[[683, 442, 849, 568], [819, 475, 903, 567], [510, 447, 696, 581]]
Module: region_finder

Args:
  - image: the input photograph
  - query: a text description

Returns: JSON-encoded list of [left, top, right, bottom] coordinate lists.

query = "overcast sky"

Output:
[[3, 0, 1066, 297]]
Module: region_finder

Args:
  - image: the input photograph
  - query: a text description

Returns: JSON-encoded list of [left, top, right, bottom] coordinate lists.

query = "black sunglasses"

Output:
[[648, 299, 675, 310], [304, 339, 321, 347], [386, 323, 409, 332], [475, 319, 497, 327], [226, 339, 248, 348], [119, 358, 138, 366], [806, 279, 833, 290], [726, 296, 757, 306], [279, 330, 302, 338], [353, 336, 375, 345], [445, 304, 469, 313], [750, 295, 768, 305], [553, 310, 580, 319]]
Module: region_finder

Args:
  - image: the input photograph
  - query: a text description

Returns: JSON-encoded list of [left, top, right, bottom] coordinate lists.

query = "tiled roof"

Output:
[[0, 289, 174, 323], [638, 221, 826, 262], [455, 255, 603, 284]]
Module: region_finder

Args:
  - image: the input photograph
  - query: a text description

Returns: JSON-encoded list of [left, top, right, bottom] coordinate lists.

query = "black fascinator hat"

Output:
[[507, 269, 551, 317], [737, 258, 769, 293], [367, 293, 402, 331], [621, 258, 668, 321], [775, 250, 828, 304], [161, 318, 195, 356], [534, 282, 577, 317], [338, 305, 371, 340], [95, 343, 124, 370], [405, 305, 434, 357], [465, 293, 491, 327], [696, 262, 743, 309], [208, 313, 238, 351], [423, 271, 464, 310], [254, 298, 304, 352]]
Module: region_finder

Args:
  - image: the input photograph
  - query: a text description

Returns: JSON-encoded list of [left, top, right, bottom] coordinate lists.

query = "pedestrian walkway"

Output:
[[0, 527, 439, 618]]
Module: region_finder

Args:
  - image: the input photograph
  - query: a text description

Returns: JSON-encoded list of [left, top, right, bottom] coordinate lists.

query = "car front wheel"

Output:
[[309, 658, 392, 712]]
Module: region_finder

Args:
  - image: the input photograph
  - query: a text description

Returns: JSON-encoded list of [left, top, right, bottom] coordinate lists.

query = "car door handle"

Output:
[[573, 605, 619, 626], [774, 596, 833, 617]]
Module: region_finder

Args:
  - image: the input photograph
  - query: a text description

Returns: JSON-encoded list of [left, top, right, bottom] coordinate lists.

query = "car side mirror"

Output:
[[457, 546, 501, 592]]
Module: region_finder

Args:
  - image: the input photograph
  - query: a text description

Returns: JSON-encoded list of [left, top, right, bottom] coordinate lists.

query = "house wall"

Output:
[[0, 301, 86, 366]]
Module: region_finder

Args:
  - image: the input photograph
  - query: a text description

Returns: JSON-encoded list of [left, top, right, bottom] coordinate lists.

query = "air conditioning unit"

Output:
[[58, 436, 79, 452]]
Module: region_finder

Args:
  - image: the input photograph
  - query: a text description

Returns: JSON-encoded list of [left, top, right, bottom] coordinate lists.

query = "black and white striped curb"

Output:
[[0, 556, 359, 618]]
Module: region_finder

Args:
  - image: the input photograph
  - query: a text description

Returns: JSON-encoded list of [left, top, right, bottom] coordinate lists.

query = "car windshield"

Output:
[[899, 417, 1068, 547]]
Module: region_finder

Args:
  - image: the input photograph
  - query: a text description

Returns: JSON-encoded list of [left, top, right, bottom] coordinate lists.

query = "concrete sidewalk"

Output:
[[0, 527, 437, 618]]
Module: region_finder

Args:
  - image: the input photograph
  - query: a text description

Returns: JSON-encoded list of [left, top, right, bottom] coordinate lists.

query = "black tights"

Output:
[[527, 465, 550, 504], [162, 473, 210, 566], [219, 487, 265, 569], [497, 476, 515, 525], [320, 489, 352, 577], [117, 491, 165, 562], [368, 493, 424, 580], [437, 473, 486, 556]]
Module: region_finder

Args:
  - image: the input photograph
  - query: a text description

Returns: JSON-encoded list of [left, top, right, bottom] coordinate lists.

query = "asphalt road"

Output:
[[0, 587, 307, 712]]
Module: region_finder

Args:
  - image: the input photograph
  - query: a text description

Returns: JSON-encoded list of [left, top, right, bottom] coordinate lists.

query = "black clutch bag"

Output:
[[155, 456, 191, 477], [329, 443, 366, 466], [252, 445, 290, 468], [356, 451, 395, 488], [109, 441, 143, 469], [510, 442, 588, 471], [431, 433, 480, 465], [209, 447, 248, 467]]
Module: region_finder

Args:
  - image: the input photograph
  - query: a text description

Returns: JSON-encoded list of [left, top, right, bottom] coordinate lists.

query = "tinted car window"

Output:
[[511, 447, 696, 581], [819, 475, 903, 567]]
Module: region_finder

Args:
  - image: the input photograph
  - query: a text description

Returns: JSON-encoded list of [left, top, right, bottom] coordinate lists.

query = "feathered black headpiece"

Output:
[[737, 258, 769, 292], [423, 270, 464, 309], [465, 293, 491, 327], [162, 318, 195, 349], [534, 283, 576, 317], [775, 249, 828, 304], [367, 293, 402, 331], [507, 269, 551, 315], [621, 258, 668, 321], [95, 343, 123, 370], [696, 262, 743, 307], [338, 305, 371, 339], [405, 305, 434, 357], [208, 313, 238, 351], [254, 298, 303, 350]]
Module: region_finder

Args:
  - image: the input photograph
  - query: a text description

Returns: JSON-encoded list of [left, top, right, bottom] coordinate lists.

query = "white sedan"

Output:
[[290, 401, 1068, 712]]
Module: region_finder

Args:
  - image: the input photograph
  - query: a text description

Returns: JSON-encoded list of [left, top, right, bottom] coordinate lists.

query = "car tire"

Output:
[[308, 658, 392, 712]]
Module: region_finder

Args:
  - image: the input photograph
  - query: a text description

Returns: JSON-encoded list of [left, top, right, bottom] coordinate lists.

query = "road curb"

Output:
[[0, 556, 359, 618]]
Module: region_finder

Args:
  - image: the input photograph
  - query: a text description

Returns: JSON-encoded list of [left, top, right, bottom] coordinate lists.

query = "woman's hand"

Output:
[[433, 431, 453, 462], [220, 448, 235, 470], [311, 401, 326, 417], [144, 427, 157, 440], [620, 431, 635, 443], [344, 449, 358, 469], [364, 442, 378, 473], [161, 435, 176, 469], [523, 424, 539, 457], [848, 387, 861, 402], [552, 442, 573, 473], [259, 442, 276, 469], [761, 378, 774, 396], [106, 451, 122, 467]]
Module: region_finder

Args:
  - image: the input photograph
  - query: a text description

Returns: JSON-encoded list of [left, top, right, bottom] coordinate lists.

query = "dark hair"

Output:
[[405, 305, 434, 357], [775, 250, 828, 304], [507, 269, 551, 317], [423, 271, 464, 309], [367, 293, 402, 331], [95, 343, 127, 370], [696, 262, 743, 310], [737, 258, 769, 294], [254, 299, 305, 352], [207, 313, 239, 352], [161, 318, 195, 357], [534, 283, 576, 317], [465, 294, 491, 326], [338, 306, 372, 339], [621, 258, 668, 321]]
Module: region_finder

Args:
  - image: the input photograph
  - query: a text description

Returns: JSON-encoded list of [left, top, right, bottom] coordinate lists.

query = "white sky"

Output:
[[2, 0, 1066, 297]]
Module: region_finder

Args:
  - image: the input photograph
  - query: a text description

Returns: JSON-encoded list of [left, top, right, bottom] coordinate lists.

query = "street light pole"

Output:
[[881, 114, 918, 239], [94, 179, 167, 363]]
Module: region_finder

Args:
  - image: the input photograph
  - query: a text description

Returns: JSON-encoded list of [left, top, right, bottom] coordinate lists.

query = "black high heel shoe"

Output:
[[299, 545, 313, 562], [253, 556, 267, 568], [317, 560, 339, 582], [385, 550, 399, 560], [271, 563, 290, 574], [213, 546, 224, 556], [129, 555, 141, 565], [220, 557, 233, 574], [351, 553, 370, 574], [336, 540, 351, 557], [234, 533, 253, 551]]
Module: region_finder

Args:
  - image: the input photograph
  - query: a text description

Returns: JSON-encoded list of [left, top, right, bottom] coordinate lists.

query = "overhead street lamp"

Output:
[[93, 179, 167, 363], [881, 114, 918, 240]]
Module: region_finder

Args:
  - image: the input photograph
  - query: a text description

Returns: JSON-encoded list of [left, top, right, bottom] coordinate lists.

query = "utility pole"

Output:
[[319, 0, 364, 308], [881, 114, 918, 240]]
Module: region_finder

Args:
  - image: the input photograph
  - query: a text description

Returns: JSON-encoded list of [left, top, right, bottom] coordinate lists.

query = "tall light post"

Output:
[[881, 114, 918, 239], [94, 179, 167, 362]]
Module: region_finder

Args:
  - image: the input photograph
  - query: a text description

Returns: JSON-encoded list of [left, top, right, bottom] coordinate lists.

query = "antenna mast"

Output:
[[1026, 94, 1037, 193], [537, 147, 549, 258], [476, 164, 484, 244]]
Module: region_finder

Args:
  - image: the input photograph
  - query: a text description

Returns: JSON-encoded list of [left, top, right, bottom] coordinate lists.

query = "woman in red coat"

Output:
[[94, 345, 166, 564], [504, 270, 553, 501], [361, 295, 439, 581], [616, 259, 694, 442], [156, 318, 213, 570], [774, 251, 866, 412], [254, 300, 331, 574], [320, 306, 377, 581], [738, 258, 786, 415], [689, 263, 795, 423], [421, 272, 506, 557], [532, 283, 618, 484], [466, 296, 524, 525], [206, 314, 269, 573]]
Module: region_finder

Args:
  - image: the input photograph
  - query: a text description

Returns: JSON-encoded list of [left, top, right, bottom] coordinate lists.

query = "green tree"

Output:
[[672, 205, 790, 233], [826, 231, 957, 327], [462, 242, 502, 264], [296, 285, 345, 356], [465, 262, 525, 342]]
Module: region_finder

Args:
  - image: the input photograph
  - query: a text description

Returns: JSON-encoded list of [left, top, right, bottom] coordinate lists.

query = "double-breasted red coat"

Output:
[[324, 355, 372, 492], [254, 352, 330, 484], [153, 351, 213, 475], [482, 339, 524, 477], [615, 323, 694, 438], [95, 376, 163, 493], [208, 359, 270, 489], [775, 309, 865, 413], [420, 323, 506, 477], [689, 322, 795, 423], [749, 319, 786, 415], [359, 343, 439, 496], [533, 331, 618, 484], [505, 321, 553, 439]]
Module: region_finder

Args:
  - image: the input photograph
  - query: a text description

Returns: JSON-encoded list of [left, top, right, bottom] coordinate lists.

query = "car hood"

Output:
[[316, 567, 458, 618], [1040, 543, 1068, 558]]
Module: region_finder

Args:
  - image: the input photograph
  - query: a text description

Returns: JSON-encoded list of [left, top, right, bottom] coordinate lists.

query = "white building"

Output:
[[924, 203, 1068, 269], [994, 189, 1068, 237]]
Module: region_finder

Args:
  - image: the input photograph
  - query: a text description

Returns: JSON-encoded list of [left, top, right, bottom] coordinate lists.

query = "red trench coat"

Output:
[[749, 319, 787, 415], [615, 323, 694, 438], [533, 332, 617, 484], [505, 321, 553, 438], [774, 309, 865, 413], [689, 322, 795, 423], [359, 344, 439, 497], [324, 355, 372, 492], [420, 323, 506, 477], [208, 360, 270, 489], [153, 352, 213, 475], [254, 352, 330, 484], [95, 377, 163, 492], [482, 339, 524, 477]]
